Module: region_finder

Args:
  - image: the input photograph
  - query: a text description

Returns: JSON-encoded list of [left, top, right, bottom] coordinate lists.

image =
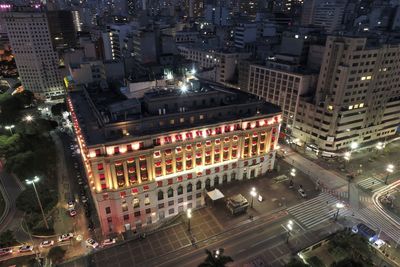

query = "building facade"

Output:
[[67, 84, 281, 235], [4, 9, 65, 98], [292, 36, 400, 152], [244, 63, 314, 128]]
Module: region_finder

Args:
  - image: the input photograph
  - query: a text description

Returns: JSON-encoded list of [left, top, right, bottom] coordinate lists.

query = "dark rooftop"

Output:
[[69, 81, 281, 146]]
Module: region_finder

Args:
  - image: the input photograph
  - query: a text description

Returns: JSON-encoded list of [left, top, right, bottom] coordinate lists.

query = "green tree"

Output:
[[48, 246, 66, 264], [13, 90, 34, 107], [0, 93, 21, 123], [50, 103, 67, 116], [329, 230, 371, 262], [198, 249, 233, 267], [285, 258, 309, 267], [0, 230, 17, 247]]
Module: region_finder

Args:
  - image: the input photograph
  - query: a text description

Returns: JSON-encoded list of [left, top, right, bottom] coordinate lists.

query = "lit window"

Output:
[[354, 104, 359, 109], [366, 76, 372, 80], [349, 105, 353, 110], [328, 105, 333, 111], [359, 103, 364, 108], [361, 76, 366, 81]]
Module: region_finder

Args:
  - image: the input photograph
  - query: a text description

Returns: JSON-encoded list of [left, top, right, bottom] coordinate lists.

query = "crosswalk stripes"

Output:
[[356, 207, 400, 243], [320, 189, 373, 204], [357, 177, 384, 191], [287, 193, 352, 229]]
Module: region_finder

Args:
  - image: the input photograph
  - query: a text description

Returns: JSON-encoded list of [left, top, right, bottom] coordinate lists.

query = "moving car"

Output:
[[58, 233, 74, 242], [0, 248, 13, 257], [18, 245, 33, 253], [101, 238, 116, 247], [85, 238, 99, 249], [69, 209, 77, 217], [40, 240, 54, 248]]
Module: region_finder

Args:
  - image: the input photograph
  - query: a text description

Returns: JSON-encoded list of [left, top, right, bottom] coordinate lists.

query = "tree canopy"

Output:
[[198, 249, 233, 267]]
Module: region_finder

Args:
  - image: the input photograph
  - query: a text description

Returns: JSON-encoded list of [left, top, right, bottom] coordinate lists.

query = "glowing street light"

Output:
[[26, 176, 49, 229], [286, 220, 293, 243], [5, 125, 15, 134], [350, 142, 358, 151], [180, 83, 188, 92], [250, 187, 257, 208], [290, 168, 296, 178], [24, 114, 34, 122], [187, 208, 192, 231], [376, 142, 385, 151], [335, 202, 345, 221], [385, 164, 394, 184]]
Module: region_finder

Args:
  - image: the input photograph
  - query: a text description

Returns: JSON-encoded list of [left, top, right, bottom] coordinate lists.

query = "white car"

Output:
[[69, 209, 77, 217], [85, 238, 99, 249], [298, 188, 307, 198], [0, 248, 13, 257], [40, 240, 54, 248], [101, 238, 116, 247], [18, 245, 33, 253], [58, 233, 74, 242]]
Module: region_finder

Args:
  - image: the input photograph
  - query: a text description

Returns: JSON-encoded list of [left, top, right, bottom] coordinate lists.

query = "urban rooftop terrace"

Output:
[[68, 82, 281, 146]]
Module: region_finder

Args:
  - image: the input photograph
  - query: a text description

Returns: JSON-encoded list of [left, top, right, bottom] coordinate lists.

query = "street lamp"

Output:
[[187, 208, 192, 231], [286, 220, 293, 243], [26, 176, 49, 229], [350, 142, 358, 151], [335, 202, 345, 221], [24, 114, 34, 122], [385, 164, 394, 184], [290, 168, 296, 179], [4, 125, 15, 134], [250, 187, 257, 208], [376, 142, 384, 151]]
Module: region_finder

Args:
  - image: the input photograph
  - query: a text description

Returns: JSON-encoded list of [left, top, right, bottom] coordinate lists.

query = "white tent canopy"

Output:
[[207, 189, 224, 201]]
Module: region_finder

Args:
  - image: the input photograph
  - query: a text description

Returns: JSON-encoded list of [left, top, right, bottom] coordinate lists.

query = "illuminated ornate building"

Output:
[[67, 82, 281, 235]]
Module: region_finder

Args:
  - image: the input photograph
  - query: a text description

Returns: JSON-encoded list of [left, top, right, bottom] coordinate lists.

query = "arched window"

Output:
[[158, 190, 164, 201], [196, 181, 202, 190], [222, 174, 228, 184], [177, 185, 183, 195], [205, 178, 211, 190], [187, 183, 193, 193], [167, 187, 174, 198], [214, 176, 219, 186]]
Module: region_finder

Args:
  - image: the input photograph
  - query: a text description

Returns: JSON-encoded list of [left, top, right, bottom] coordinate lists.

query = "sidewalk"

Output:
[[282, 145, 348, 190]]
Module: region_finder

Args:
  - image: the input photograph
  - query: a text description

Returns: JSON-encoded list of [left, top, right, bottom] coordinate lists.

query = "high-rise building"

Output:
[[243, 59, 315, 128], [292, 36, 400, 152], [301, 0, 347, 33], [102, 23, 133, 60], [47, 10, 77, 49], [67, 83, 281, 235], [4, 8, 65, 98]]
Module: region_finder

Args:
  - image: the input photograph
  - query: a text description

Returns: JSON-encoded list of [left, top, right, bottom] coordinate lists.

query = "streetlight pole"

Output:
[[250, 187, 257, 208], [286, 220, 293, 243], [335, 203, 344, 221], [385, 164, 394, 184], [187, 209, 192, 232], [26, 176, 49, 229]]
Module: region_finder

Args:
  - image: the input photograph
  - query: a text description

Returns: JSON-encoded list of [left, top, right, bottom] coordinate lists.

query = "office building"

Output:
[[4, 8, 65, 98], [67, 82, 281, 234], [244, 59, 314, 128], [292, 36, 400, 152], [301, 0, 347, 33]]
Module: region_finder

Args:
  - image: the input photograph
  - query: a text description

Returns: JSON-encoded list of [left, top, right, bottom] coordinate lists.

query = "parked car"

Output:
[[101, 238, 116, 247], [39, 240, 54, 248], [69, 209, 77, 217], [78, 179, 84, 185], [85, 238, 99, 249], [67, 200, 75, 210], [58, 233, 74, 242], [0, 248, 13, 257], [298, 188, 307, 198], [18, 245, 33, 253]]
